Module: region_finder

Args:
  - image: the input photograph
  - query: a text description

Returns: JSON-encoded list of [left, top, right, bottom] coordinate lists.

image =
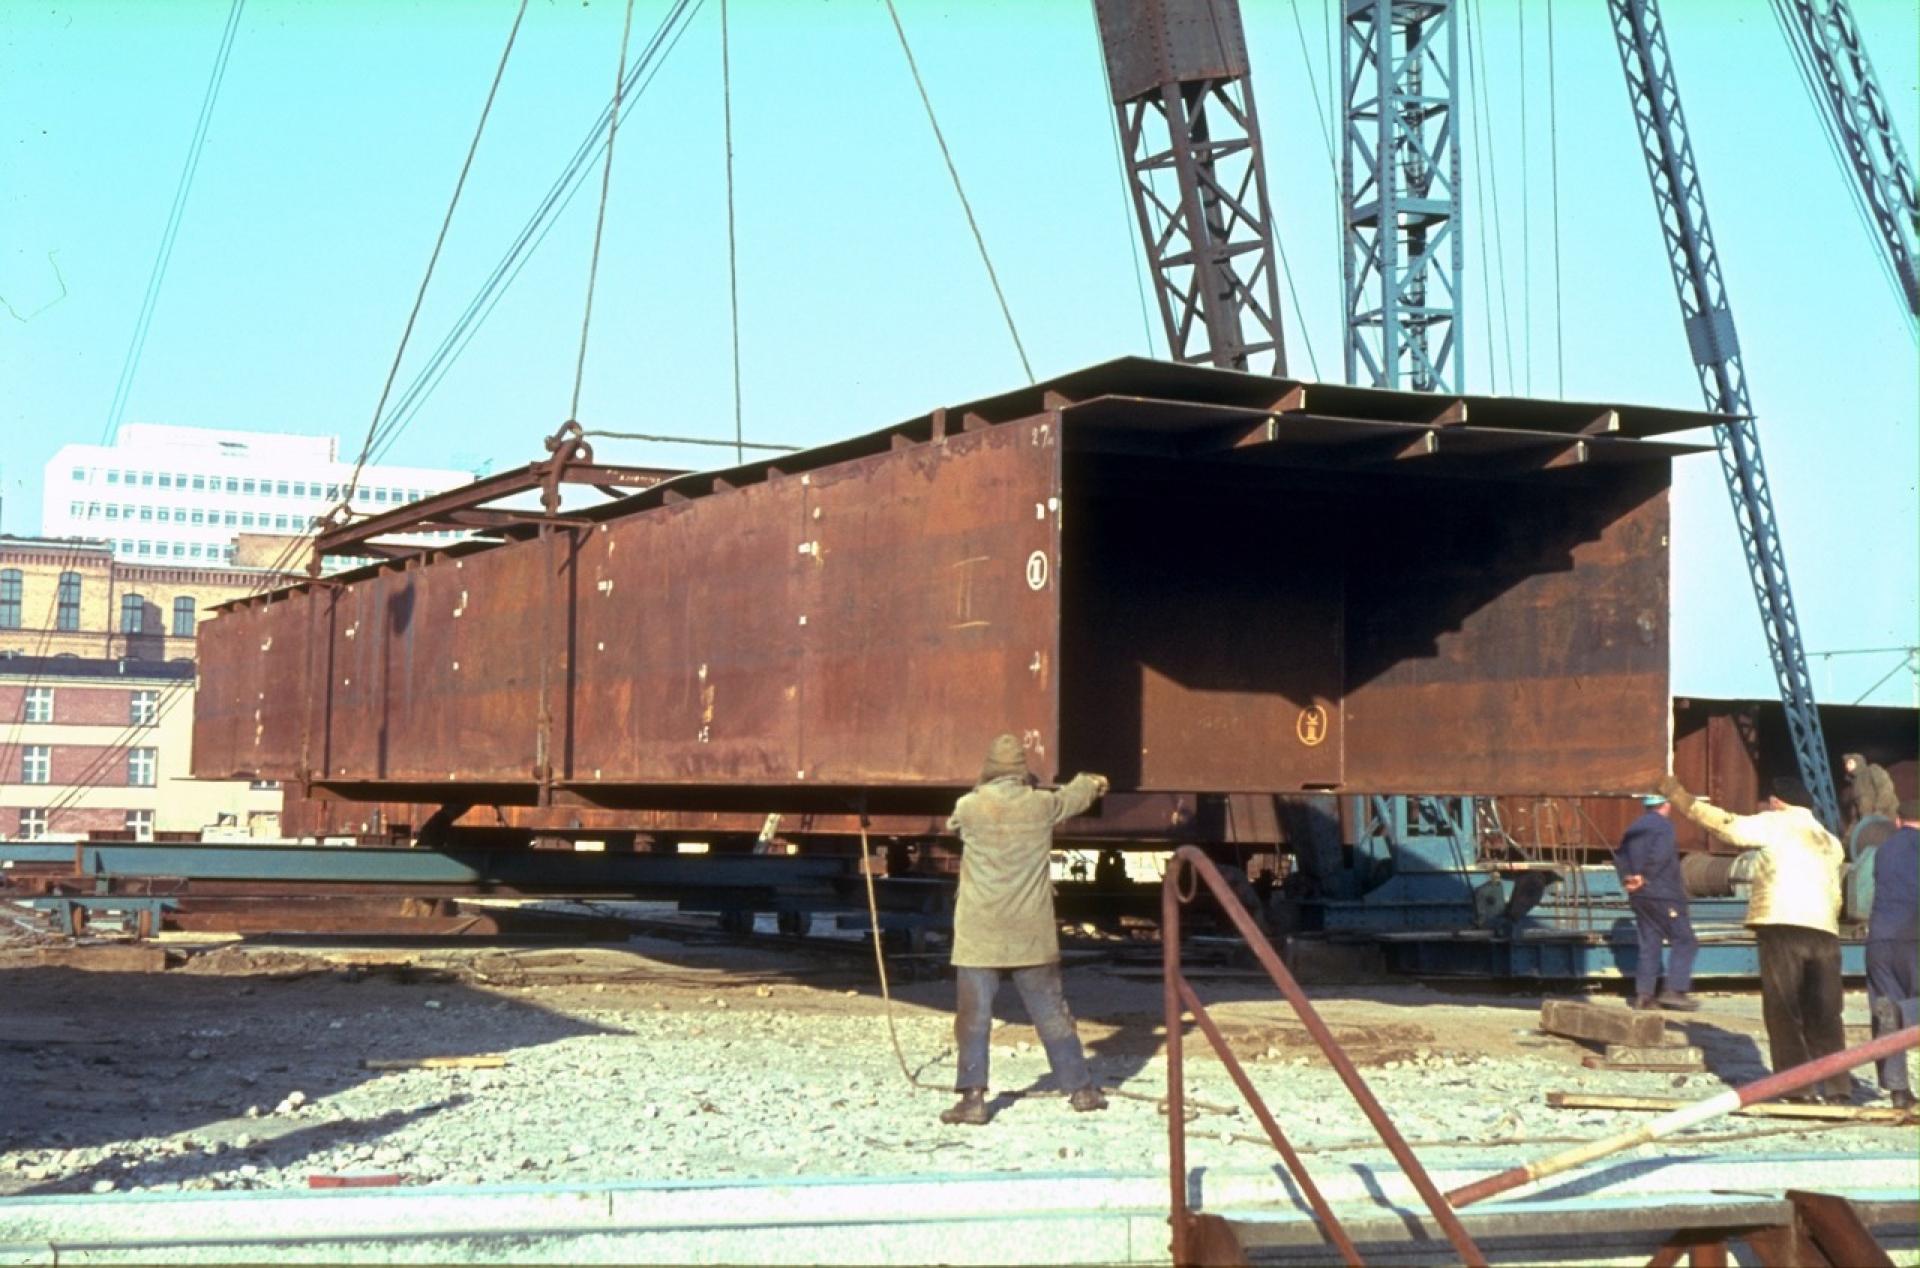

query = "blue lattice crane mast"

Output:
[[1092, 0, 1290, 374], [1607, 0, 1843, 832], [1340, 0, 1463, 392], [1776, 0, 1920, 322]]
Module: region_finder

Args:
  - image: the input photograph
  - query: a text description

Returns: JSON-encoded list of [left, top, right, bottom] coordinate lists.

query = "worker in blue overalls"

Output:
[[1867, 800, 1918, 1111], [1614, 793, 1700, 1012]]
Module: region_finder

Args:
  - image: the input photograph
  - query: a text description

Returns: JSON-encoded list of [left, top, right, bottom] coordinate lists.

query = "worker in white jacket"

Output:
[[1658, 774, 1850, 1102]]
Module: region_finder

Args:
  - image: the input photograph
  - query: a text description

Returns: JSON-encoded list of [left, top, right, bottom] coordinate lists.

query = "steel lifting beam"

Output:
[[1340, 0, 1463, 392], [1778, 0, 1920, 321], [1093, 0, 1289, 374], [1608, 0, 1842, 831]]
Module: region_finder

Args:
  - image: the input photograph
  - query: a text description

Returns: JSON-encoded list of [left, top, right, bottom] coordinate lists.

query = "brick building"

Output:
[[0, 535, 289, 840]]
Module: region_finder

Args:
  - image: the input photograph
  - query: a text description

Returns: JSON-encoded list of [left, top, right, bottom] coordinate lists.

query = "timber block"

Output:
[[1602, 1043, 1705, 1068], [1540, 998, 1669, 1048]]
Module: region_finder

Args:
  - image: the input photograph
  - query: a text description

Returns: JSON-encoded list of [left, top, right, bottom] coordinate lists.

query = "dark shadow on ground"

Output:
[[0, 962, 610, 1175]]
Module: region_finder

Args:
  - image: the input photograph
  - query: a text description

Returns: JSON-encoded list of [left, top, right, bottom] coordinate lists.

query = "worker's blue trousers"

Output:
[[1629, 895, 1699, 1000], [953, 963, 1093, 1093], [1865, 938, 1917, 1093]]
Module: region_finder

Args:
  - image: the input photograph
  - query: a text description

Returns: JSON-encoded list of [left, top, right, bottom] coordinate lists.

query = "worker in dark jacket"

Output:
[[1843, 752, 1899, 825], [940, 733, 1110, 1127], [1867, 800, 1919, 1110], [1614, 794, 1700, 1011]]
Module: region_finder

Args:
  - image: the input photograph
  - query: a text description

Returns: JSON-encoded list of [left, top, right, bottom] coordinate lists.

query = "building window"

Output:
[[192, 475, 206, 491], [130, 689, 159, 725], [242, 479, 257, 495], [249, 779, 282, 791], [172, 596, 197, 636], [241, 512, 256, 527], [139, 471, 153, 487], [71, 466, 84, 480], [56, 571, 81, 631], [172, 508, 187, 523], [125, 809, 153, 842], [121, 592, 148, 633], [139, 506, 153, 522], [0, 568, 20, 628], [105, 506, 119, 521], [23, 745, 51, 784], [190, 510, 204, 525], [275, 481, 289, 496], [158, 473, 172, 489], [21, 809, 49, 840], [293, 481, 307, 497], [172, 543, 186, 558], [106, 470, 120, 485], [274, 514, 290, 531], [25, 687, 53, 723], [128, 747, 157, 787]]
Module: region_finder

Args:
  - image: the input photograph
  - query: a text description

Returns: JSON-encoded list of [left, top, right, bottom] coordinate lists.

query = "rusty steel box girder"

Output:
[[195, 358, 1723, 821]]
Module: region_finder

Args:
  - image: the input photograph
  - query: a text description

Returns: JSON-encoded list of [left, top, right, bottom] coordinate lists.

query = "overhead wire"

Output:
[[881, 0, 1034, 384], [720, 0, 745, 463], [100, 0, 246, 446]]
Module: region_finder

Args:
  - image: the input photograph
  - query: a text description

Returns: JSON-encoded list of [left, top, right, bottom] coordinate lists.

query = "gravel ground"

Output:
[[2, 930, 1915, 1199]]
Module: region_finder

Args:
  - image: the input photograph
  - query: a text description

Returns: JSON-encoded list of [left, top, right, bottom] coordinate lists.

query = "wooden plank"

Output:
[[1540, 998, 1670, 1048], [1604, 1043, 1705, 1067], [363, 1055, 509, 1071], [1547, 1092, 1913, 1123]]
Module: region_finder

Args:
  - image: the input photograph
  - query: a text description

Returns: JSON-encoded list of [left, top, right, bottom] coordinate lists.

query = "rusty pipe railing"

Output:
[[1161, 846, 1486, 1268]]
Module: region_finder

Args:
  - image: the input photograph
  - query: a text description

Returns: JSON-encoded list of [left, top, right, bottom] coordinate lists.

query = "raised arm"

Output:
[[1050, 773, 1109, 825]]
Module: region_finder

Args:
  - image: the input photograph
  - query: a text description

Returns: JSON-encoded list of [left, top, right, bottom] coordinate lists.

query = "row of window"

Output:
[[0, 571, 199, 636], [16, 808, 153, 841], [71, 467, 432, 506], [119, 541, 239, 562], [18, 744, 157, 786], [76, 505, 461, 545], [14, 687, 161, 726], [0, 569, 81, 631]]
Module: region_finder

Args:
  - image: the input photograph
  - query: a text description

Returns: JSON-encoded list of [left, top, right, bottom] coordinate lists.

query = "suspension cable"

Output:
[[569, 0, 640, 424], [881, 0, 1033, 384], [1466, 0, 1516, 391], [720, 0, 745, 463], [101, 0, 246, 445], [341, 0, 531, 510], [1547, 0, 1565, 396], [1517, 0, 1532, 394]]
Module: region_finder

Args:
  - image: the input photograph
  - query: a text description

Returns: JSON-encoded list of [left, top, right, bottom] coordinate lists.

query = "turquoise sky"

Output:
[[2, 0, 1916, 706]]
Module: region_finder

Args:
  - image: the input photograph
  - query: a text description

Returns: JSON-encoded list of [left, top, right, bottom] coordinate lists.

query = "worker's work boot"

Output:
[[940, 1089, 990, 1126], [1891, 1091, 1916, 1112], [1655, 991, 1700, 1012], [1629, 996, 1655, 1011], [1068, 1086, 1108, 1113]]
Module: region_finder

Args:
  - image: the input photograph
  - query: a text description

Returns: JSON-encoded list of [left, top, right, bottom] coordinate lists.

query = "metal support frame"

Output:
[[1340, 0, 1462, 391], [1094, 0, 1289, 374], [1608, 0, 1842, 831], [1778, 0, 1920, 321]]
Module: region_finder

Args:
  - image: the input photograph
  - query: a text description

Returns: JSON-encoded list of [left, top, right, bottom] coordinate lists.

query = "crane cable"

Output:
[[568, 0, 640, 425], [362, 0, 705, 473], [881, 0, 1034, 384], [720, 0, 745, 464], [1465, 0, 1517, 391], [1517, 0, 1532, 394], [100, 0, 246, 446], [338, 0, 531, 517], [1547, 0, 1565, 396]]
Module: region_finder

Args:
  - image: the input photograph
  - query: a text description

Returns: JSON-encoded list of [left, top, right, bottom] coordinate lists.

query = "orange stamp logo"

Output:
[[1295, 704, 1329, 748]]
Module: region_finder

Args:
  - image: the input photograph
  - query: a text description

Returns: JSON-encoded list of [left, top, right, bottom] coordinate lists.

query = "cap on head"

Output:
[[981, 732, 1030, 783], [1770, 776, 1812, 809], [1640, 793, 1669, 808]]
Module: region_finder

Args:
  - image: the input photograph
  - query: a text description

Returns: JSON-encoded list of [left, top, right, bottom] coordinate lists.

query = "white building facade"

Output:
[[42, 425, 474, 567]]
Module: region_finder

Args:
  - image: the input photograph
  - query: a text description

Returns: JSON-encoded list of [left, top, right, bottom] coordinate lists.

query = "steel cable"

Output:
[[339, 0, 532, 515], [100, 0, 246, 445], [881, 0, 1034, 384], [567, 0, 639, 426], [1547, 0, 1565, 396], [720, 0, 745, 463]]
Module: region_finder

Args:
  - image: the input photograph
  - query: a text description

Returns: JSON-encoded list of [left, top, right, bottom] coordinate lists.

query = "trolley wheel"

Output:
[[777, 911, 812, 938], [881, 925, 929, 957], [718, 909, 756, 938]]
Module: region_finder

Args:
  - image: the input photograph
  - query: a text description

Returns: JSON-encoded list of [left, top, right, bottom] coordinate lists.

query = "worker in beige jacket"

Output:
[[940, 733, 1109, 1127], [1658, 773, 1850, 1101]]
